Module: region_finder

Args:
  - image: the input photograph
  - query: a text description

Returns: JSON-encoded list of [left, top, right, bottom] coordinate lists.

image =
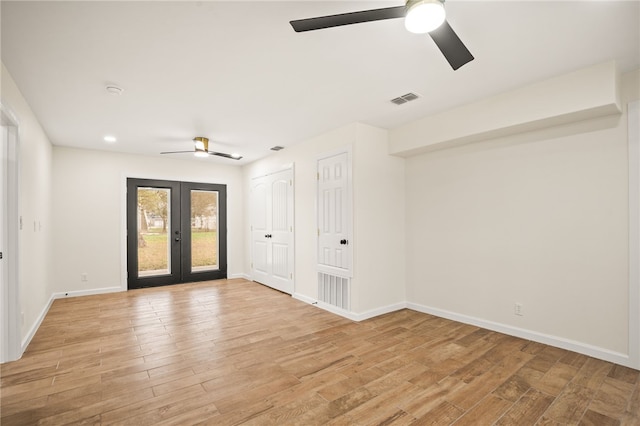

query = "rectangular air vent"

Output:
[[270, 146, 284, 151], [391, 92, 419, 105]]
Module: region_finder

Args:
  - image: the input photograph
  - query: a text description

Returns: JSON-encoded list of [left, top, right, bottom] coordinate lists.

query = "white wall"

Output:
[[352, 124, 406, 313], [403, 70, 640, 361], [1, 63, 54, 344], [243, 122, 406, 315], [52, 147, 244, 294]]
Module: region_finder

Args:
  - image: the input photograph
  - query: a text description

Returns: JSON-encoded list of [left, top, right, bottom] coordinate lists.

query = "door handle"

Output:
[[340, 239, 348, 245], [175, 237, 181, 242], [265, 234, 272, 238]]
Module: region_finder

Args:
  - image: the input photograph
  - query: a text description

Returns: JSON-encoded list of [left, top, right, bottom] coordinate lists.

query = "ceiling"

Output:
[[1, 1, 639, 165]]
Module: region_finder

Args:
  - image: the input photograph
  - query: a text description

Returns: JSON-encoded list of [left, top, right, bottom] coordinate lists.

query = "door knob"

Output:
[[175, 237, 181, 242]]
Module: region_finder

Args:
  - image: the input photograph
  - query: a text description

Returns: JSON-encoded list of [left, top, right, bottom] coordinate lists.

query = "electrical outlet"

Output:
[[514, 302, 523, 316], [81, 273, 88, 282]]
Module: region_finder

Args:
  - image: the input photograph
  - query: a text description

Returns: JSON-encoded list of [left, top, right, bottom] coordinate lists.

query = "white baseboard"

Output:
[[52, 286, 123, 299], [348, 302, 408, 322], [291, 294, 407, 323], [407, 302, 635, 369], [228, 272, 251, 280], [21, 286, 124, 355], [292, 292, 316, 305], [21, 294, 55, 355]]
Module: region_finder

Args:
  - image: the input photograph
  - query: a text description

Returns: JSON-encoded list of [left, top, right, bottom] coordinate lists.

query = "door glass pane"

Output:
[[190, 190, 218, 272], [137, 187, 170, 277]]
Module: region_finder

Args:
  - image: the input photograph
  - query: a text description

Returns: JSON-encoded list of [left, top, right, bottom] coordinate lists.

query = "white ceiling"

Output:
[[1, 1, 639, 164]]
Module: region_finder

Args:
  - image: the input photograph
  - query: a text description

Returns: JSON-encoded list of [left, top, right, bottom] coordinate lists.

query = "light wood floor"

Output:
[[1, 279, 638, 425]]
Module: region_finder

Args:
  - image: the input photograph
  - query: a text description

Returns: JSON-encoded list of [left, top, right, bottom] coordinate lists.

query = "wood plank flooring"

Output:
[[1, 279, 638, 425]]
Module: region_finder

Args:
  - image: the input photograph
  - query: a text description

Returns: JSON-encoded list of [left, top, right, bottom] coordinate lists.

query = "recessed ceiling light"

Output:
[[231, 153, 241, 159], [103, 135, 117, 143], [105, 85, 124, 95]]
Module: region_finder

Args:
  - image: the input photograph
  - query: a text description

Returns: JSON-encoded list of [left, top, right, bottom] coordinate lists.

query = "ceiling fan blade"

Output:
[[160, 150, 194, 154], [290, 6, 406, 32], [209, 151, 242, 160], [428, 20, 474, 70]]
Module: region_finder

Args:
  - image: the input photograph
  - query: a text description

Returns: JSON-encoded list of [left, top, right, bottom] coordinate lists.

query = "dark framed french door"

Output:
[[126, 178, 227, 289]]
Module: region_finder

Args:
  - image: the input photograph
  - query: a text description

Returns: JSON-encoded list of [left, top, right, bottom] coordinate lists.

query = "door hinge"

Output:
[[317, 228, 320, 236], [289, 180, 292, 186], [317, 172, 320, 180], [290, 273, 292, 279], [251, 262, 253, 268]]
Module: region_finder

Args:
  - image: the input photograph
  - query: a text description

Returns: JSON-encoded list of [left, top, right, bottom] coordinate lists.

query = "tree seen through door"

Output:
[[137, 188, 218, 275]]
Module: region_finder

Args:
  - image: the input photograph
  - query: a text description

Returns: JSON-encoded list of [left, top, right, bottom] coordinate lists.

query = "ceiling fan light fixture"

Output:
[[193, 137, 209, 157], [404, 0, 446, 34]]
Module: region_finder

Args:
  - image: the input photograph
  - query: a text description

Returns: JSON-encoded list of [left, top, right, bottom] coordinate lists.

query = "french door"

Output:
[[127, 178, 227, 289]]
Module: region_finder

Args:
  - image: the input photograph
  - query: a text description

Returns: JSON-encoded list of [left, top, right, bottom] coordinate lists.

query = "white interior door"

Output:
[[250, 168, 294, 294], [318, 152, 351, 275], [251, 178, 270, 286]]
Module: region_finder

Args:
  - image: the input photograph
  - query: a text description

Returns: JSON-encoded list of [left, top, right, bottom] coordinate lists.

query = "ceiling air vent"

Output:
[[391, 92, 419, 105], [270, 146, 284, 151]]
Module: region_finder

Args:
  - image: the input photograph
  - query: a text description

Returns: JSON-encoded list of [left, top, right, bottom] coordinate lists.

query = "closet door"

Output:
[[251, 178, 271, 286], [317, 151, 352, 276], [250, 168, 294, 294]]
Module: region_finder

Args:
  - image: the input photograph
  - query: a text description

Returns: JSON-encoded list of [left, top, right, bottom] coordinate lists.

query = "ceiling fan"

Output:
[[161, 137, 242, 160], [290, 0, 473, 70]]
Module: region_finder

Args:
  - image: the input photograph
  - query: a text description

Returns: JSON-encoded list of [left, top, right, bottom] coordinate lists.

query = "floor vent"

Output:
[[318, 272, 350, 311]]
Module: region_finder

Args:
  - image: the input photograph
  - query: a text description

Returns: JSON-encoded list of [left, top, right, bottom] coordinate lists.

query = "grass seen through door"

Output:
[[138, 228, 217, 272]]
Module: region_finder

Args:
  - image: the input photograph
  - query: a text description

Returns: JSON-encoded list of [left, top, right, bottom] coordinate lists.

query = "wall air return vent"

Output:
[[318, 272, 350, 311], [391, 92, 419, 105]]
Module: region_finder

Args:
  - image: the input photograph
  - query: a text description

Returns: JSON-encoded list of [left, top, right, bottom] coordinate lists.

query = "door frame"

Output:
[[120, 174, 230, 291], [1, 100, 22, 363]]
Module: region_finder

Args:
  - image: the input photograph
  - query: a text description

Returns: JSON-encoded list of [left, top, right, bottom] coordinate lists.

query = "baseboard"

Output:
[[21, 286, 123, 355], [228, 272, 251, 280], [292, 292, 316, 305], [292, 294, 407, 323], [348, 302, 408, 322], [406, 302, 635, 369], [21, 293, 55, 355], [52, 286, 123, 299]]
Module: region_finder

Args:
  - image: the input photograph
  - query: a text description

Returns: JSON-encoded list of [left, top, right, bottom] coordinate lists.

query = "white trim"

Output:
[[0, 100, 22, 363], [292, 292, 316, 305], [52, 286, 122, 299], [292, 292, 407, 322], [407, 302, 634, 369], [228, 272, 251, 280], [21, 286, 123, 354], [22, 294, 54, 354], [628, 99, 640, 369]]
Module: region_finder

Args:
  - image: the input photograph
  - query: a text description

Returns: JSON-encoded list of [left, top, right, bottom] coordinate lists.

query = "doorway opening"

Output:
[[126, 178, 227, 289]]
